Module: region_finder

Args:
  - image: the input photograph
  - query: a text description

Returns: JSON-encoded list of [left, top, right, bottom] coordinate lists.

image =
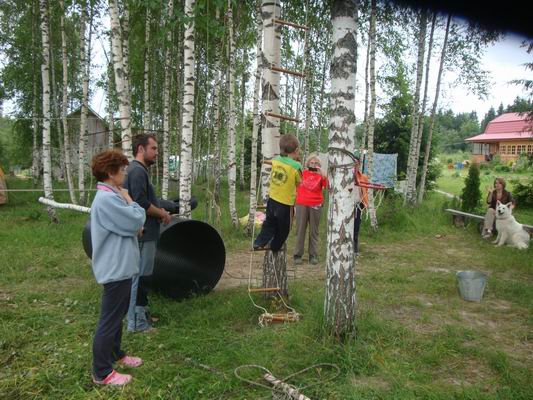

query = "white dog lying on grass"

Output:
[[493, 201, 530, 249]]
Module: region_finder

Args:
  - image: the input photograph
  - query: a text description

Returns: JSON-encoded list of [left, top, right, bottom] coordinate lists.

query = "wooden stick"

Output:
[[273, 18, 309, 31], [264, 112, 301, 123], [263, 373, 311, 400], [248, 287, 280, 293], [270, 65, 305, 78], [38, 197, 91, 213]]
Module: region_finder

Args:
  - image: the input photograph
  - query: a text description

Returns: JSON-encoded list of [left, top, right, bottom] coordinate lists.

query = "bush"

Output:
[[494, 164, 511, 173], [460, 163, 482, 212], [511, 178, 533, 208]]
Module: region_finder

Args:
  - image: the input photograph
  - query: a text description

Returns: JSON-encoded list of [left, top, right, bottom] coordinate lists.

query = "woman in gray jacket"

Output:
[[90, 150, 146, 386]]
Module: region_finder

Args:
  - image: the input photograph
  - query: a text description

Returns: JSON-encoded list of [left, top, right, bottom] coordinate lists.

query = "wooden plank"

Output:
[[264, 111, 301, 123], [248, 287, 280, 293], [445, 208, 533, 233], [273, 18, 309, 30], [270, 65, 305, 78]]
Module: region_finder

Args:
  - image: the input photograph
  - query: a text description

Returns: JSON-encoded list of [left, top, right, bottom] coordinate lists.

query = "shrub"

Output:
[[494, 165, 510, 173], [460, 163, 482, 212], [511, 178, 533, 208]]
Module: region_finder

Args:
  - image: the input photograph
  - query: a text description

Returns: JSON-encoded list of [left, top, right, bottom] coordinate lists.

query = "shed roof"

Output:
[[465, 112, 533, 142]]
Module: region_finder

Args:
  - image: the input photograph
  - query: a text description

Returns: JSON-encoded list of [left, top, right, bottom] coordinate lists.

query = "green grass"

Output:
[[1, 177, 532, 399]]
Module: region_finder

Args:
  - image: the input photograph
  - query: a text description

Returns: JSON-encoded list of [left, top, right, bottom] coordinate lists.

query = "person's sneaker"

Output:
[[293, 256, 303, 265], [309, 256, 319, 265], [93, 370, 132, 386], [253, 243, 270, 251], [117, 355, 143, 368], [482, 230, 492, 239]]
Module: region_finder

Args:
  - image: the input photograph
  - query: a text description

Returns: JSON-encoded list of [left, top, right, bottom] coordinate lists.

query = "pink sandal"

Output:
[[117, 355, 143, 368], [93, 370, 132, 386]]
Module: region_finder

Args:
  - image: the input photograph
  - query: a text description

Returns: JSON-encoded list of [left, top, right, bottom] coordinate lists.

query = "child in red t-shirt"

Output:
[[293, 153, 327, 265]]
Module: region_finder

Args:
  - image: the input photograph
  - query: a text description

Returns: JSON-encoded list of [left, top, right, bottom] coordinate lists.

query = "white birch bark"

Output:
[[325, 0, 357, 339], [178, 0, 196, 218], [366, 0, 378, 229], [32, 1, 40, 183], [227, 0, 238, 227], [239, 57, 247, 191], [49, 46, 65, 182], [78, 1, 89, 205], [60, 0, 78, 204], [162, 0, 174, 200], [211, 8, 221, 208], [109, 0, 132, 158], [143, 7, 152, 133], [107, 58, 115, 149], [418, 14, 451, 204], [245, 0, 263, 236], [360, 33, 370, 157], [40, 0, 58, 223], [260, 0, 281, 204], [405, 9, 427, 205]]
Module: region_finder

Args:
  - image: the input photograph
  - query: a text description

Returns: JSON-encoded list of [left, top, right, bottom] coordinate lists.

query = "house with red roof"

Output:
[[465, 112, 533, 163]]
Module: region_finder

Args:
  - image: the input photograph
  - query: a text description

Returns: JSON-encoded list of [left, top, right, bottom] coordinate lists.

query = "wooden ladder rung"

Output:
[[264, 112, 301, 123], [256, 204, 266, 210], [270, 65, 305, 78], [249, 287, 280, 293], [274, 18, 309, 31]]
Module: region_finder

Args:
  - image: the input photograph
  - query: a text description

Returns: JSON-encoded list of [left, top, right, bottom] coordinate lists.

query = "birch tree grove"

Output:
[[418, 14, 451, 203], [227, 0, 238, 228], [39, 0, 58, 223], [109, 0, 132, 159], [178, 0, 196, 218], [405, 9, 427, 205], [60, 0, 76, 204], [325, 0, 357, 339], [143, 7, 152, 134], [78, 0, 88, 205], [162, 0, 174, 200]]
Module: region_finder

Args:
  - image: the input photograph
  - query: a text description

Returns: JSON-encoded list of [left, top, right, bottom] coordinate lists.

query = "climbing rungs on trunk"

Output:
[[248, 287, 280, 293], [273, 18, 309, 31], [264, 112, 301, 123], [269, 65, 305, 78]]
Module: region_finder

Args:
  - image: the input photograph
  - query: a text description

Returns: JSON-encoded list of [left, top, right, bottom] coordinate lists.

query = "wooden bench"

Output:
[[445, 209, 533, 234]]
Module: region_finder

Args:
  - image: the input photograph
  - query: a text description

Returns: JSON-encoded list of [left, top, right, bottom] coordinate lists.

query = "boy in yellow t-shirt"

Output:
[[253, 134, 302, 252]]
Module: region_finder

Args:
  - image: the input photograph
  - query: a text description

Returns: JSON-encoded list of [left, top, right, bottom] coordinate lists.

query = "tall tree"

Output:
[[161, 0, 174, 200], [78, 0, 89, 205], [405, 9, 427, 205], [143, 6, 152, 134], [32, 0, 41, 183], [325, 0, 357, 339], [418, 14, 451, 203], [227, 0, 238, 227], [178, 0, 196, 218], [39, 0, 58, 223]]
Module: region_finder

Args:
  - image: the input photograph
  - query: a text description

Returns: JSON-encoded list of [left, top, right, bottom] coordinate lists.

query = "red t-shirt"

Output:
[[296, 170, 327, 207]]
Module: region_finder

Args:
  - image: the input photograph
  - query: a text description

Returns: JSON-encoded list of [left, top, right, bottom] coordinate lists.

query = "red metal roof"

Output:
[[465, 112, 533, 142]]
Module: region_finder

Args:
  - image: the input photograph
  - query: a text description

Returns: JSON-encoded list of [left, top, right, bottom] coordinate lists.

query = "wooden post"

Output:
[[262, 245, 288, 300]]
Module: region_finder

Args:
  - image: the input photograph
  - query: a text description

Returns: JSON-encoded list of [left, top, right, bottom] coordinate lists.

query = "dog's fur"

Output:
[[493, 201, 530, 249]]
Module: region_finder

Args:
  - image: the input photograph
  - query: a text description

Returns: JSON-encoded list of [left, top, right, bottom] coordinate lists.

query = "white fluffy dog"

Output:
[[493, 201, 530, 249]]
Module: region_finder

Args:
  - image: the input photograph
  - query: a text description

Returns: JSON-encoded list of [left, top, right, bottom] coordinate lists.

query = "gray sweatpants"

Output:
[[293, 205, 322, 259], [483, 208, 496, 232]]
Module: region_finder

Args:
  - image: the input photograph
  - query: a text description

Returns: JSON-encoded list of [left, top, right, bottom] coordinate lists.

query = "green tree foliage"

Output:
[[480, 106, 496, 131], [460, 163, 482, 212]]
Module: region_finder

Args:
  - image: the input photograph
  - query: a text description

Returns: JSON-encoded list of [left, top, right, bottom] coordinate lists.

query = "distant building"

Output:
[[67, 106, 110, 156], [465, 113, 533, 163]]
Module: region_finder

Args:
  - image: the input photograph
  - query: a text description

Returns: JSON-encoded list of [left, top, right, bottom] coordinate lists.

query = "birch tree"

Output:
[[418, 14, 451, 203], [109, 0, 132, 158], [161, 0, 174, 200], [78, 0, 89, 205], [404, 9, 427, 205], [32, 1, 40, 183], [245, 0, 263, 236], [143, 6, 152, 133], [178, 0, 196, 218], [227, 0, 238, 227], [259, 0, 281, 203], [59, 0, 76, 203], [39, 0, 58, 223], [325, 0, 357, 339]]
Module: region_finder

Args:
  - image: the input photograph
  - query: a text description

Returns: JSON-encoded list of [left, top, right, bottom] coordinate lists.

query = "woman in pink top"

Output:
[[293, 153, 327, 265]]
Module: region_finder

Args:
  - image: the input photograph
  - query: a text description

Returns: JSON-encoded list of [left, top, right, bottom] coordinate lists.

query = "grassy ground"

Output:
[[0, 177, 532, 399], [436, 167, 533, 225]]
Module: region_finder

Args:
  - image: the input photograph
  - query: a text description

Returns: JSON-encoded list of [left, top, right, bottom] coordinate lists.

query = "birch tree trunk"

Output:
[[260, 0, 281, 204], [78, 0, 89, 205], [245, 0, 263, 236], [360, 33, 370, 157], [227, 0, 238, 227], [239, 56, 247, 191], [325, 0, 357, 339], [40, 0, 59, 223], [405, 9, 427, 205], [49, 47, 64, 182], [161, 0, 174, 200], [418, 14, 451, 204], [60, 0, 76, 203], [211, 8, 221, 211], [178, 0, 196, 218], [366, 0, 378, 229], [109, 0, 132, 158], [143, 7, 152, 133], [32, 1, 40, 184], [107, 59, 115, 149]]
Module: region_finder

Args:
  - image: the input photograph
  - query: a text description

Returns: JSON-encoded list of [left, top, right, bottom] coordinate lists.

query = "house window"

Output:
[[500, 145, 506, 155], [528, 145, 532, 154], [511, 145, 516, 155]]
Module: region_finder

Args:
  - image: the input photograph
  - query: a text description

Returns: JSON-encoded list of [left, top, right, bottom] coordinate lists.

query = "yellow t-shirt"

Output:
[[269, 156, 302, 205]]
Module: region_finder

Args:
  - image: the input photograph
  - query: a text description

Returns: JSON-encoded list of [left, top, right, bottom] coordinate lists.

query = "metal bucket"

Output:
[[456, 270, 487, 302]]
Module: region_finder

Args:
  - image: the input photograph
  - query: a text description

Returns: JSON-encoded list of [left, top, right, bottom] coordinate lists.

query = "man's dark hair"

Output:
[[132, 133, 157, 156], [279, 134, 299, 156]]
